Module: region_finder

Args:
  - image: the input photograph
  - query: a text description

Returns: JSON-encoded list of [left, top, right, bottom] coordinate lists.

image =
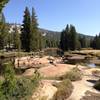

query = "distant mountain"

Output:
[[8, 23, 94, 40], [39, 28, 94, 40], [78, 33, 94, 40], [39, 28, 61, 40]]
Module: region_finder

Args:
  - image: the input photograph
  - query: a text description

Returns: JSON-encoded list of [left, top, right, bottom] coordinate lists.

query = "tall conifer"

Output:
[[21, 7, 31, 52]]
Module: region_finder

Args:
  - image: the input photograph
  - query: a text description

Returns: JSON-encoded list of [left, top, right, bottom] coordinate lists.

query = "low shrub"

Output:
[[59, 67, 82, 81], [53, 79, 73, 100], [94, 79, 100, 91]]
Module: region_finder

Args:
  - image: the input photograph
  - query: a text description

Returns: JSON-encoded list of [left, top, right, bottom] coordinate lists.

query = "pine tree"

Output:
[[60, 24, 81, 51], [60, 30, 65, 51], [21, 7, 40, 52], [79, 36, 86, 48], [90, 34, 100, 49], [38, 32, 43, 50], [76, 37, 81, 50], [30, 7, 39, 51], [21, 7, 31, 52], [60, 25, 70, 51], [7, 31, 14, 50], [95, 34, 100, 49], [64, 24, 70, 50], [0, 13, 8, 50], [69, 25, 77, 50], [13, 24, 21, 51], [0, 0, 9, 49], [0, 0, 9, 13]]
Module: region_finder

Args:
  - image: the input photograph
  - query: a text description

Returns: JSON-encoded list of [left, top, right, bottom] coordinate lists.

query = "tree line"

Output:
[[0, 5, 59, 52], [60, 24, 88, 51], [90, 34, 100, 49], [59, 24, 100, 51], [0, 0, 100, 52]]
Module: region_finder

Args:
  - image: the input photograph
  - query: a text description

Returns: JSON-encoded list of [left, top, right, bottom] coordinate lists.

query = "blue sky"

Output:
[[3, 0, 100, 36]]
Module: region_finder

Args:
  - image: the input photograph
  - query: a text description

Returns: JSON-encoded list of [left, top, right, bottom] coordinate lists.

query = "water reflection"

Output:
[[87, 63, 96, 68]]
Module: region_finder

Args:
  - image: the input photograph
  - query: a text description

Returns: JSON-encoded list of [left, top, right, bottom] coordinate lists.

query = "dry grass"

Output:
[[58, 67, 82, 81], [52, 79, 73, 100]]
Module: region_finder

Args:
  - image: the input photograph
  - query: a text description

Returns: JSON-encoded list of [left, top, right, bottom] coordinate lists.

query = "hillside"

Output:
[[8, 24, 94, 41], [39, 28, 94, 40]]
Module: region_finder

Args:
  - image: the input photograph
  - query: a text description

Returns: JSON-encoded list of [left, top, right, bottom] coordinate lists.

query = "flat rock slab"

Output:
[[67, 56, 85, 60], [68, 76, 99, 100], [15, 56, 50, 68], [32, 80, 57, 100], [38, 64, 75, 77]]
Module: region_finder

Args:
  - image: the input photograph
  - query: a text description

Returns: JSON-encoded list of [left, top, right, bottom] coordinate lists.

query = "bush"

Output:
[[0, 62, 40, 100], [59, 67, 82, 81], [13, 75, 40, 100], [0, 81, 5, 100], [94, 79, 100, 91], [1, 62, 16, 100], [53, 79, 73, 100]]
